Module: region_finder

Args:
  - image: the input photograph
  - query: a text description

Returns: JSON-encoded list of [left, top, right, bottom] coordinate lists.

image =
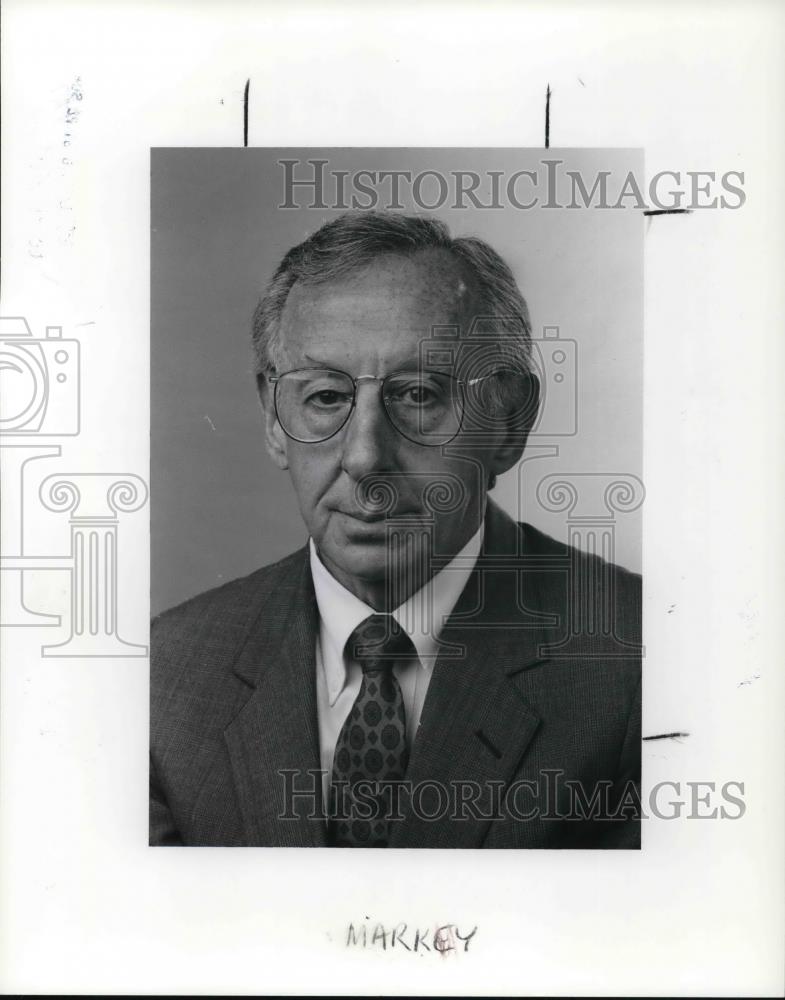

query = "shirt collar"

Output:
[[309, 522, 484, 706]]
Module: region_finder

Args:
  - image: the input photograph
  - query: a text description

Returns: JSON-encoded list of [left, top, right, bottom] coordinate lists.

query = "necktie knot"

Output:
[[345, 613, 417, 673]]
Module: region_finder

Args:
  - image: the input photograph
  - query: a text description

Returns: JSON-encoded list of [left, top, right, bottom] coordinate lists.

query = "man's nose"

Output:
[[340, 380, 395, 480]]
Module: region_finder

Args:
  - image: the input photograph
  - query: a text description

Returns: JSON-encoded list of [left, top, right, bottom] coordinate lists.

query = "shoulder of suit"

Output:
[[151, 545, 308, 639], [150, 544, 311, 706], [517, 520, 641, 593], [514, 519, 642, 657]]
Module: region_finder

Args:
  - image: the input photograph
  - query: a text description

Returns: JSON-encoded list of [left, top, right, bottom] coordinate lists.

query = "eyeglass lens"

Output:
[[274, 369, 463, 445]]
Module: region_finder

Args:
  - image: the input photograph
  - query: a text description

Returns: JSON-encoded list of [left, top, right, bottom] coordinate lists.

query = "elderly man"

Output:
[[150, 211, 641, 849]]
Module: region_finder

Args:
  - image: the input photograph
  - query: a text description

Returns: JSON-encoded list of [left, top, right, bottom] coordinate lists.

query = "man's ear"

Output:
[[256, 373, 289, 471], [489, 372, 541, 479]]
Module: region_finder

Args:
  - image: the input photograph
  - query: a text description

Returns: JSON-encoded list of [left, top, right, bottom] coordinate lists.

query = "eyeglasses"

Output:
[[267, 366, 503, 447]]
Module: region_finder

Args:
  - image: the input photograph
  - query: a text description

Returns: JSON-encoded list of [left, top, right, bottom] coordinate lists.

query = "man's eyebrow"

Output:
[[301, 352, 337, 367], [299, 352, 442, 370]]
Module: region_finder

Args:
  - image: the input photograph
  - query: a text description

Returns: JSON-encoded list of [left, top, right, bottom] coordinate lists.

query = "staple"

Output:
[[642, 208, 692, 217], [243, 79, 250, 148], [642, 732, 690, 741], [544, 84, 551, 149]]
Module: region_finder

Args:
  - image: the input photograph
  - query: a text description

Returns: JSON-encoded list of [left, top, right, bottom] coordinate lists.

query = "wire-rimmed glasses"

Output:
[[267, 367, 503, 447]]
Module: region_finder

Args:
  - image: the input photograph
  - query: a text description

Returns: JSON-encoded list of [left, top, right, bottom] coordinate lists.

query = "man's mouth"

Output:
[[334, 507, 419, 523]]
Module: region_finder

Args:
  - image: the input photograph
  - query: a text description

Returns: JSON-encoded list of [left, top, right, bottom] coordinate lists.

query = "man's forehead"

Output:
[[280, 249, 480, 333]]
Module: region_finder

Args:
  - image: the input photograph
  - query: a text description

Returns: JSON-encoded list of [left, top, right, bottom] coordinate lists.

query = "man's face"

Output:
[[262, 249, 518, 602]]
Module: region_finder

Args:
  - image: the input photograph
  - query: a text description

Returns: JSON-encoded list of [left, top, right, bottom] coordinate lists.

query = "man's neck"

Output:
[[316, 552, 429, 611]]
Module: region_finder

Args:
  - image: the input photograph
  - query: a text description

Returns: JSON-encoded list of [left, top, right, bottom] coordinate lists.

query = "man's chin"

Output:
[[318, 525, 435, 584], [319, 539, 394, 583]]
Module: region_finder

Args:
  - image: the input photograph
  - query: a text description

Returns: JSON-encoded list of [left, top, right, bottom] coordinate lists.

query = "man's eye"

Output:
[[390, 385, 439, 406], [306, 390, 350, 407]]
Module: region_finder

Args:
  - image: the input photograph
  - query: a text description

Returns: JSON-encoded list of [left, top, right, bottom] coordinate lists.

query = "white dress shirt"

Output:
[[309, 524, 484, 805]]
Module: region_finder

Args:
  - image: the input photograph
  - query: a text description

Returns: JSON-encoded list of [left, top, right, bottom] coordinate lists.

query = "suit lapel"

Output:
[[389, 502, 552, 849], [223, 549, 327, 847]]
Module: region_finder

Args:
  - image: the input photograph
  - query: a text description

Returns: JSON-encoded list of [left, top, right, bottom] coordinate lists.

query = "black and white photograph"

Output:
[[150, 149, 644, 849], [1, 1, 783, 995]]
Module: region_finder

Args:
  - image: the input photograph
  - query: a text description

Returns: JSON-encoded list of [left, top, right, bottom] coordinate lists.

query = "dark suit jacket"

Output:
[[150, 500, 641, 848]]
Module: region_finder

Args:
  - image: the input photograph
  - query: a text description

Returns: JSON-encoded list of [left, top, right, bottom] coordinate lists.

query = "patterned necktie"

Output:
[[329, 613, 415, 847]]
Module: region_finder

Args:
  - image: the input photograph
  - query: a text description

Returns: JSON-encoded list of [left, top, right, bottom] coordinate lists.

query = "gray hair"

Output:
[[251, 211, 533, 384]]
